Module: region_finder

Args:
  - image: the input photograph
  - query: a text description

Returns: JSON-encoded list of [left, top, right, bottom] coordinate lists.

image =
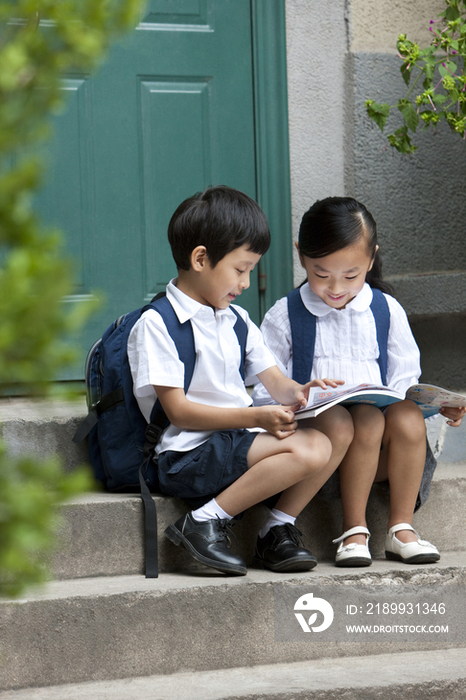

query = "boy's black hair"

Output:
[[168, 185, 271, 270], [298, 196, 395, 296]]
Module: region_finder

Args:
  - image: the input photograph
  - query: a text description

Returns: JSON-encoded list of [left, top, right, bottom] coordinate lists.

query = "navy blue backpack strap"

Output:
[[287, 288, 316, 384], [144, 293, 197, 456], [146, 298, 247, 425], [369, 288, 390, 386], [147, 294, 196, 418], [287, 286, 390, 387], [137, 294, 197, 578], [229, 306, 248, 380]]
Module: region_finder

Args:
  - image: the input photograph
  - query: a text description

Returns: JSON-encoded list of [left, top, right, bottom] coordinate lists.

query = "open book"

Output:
[[295, 383, 466, 420]]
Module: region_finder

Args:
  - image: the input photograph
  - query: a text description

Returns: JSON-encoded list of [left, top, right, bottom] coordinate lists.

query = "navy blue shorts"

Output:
[[157, 429, 258, 508]]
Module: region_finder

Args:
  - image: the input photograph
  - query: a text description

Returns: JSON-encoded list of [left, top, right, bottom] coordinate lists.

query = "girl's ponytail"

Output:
[[366, 250, 395, 297]]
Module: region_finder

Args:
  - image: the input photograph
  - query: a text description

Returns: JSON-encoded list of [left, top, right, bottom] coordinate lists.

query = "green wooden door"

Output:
[[35, 0, 292, 379]]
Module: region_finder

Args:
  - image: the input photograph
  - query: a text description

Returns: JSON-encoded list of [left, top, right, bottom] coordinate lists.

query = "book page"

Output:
[[303, 383, 386, 410], [406, 384, 466, 408]]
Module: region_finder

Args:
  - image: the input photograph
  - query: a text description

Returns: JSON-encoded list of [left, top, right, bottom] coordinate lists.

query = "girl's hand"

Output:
[[292, 378, 345, 410], [255, 405, 298, 439], [308, 378, 345, 391], [439, 406, 466, 427]]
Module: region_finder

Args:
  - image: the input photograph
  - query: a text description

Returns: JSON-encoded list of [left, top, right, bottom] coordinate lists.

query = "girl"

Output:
[[253, 197, 465, 567]]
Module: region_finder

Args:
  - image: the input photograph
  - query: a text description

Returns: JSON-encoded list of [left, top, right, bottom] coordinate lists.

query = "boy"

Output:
[[128, 186, 353, 575]]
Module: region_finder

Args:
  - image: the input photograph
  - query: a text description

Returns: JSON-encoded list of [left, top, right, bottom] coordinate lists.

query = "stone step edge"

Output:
[[3, 559, 464, 693], [6, 550, 466, 604], [58, 457, 466, 511], [0, 648, 464, 700], [64, 457, 466, 509]]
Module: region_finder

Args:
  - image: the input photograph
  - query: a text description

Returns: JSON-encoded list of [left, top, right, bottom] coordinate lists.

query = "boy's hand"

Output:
[[155, 385, 299, 437], [291, 378, 345, 411], [257, 365, 344, 412], [255, 405, 298, 439], [439, 406, 466, 427]]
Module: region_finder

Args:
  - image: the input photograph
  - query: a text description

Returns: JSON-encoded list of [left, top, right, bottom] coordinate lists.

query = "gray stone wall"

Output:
[[285, 0, 348, 282], [285, 0, 466, 388]]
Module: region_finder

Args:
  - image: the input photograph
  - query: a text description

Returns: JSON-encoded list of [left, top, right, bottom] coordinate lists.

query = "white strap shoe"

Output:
[[385, 523, 440, 564], [333, 526, 372, 567]]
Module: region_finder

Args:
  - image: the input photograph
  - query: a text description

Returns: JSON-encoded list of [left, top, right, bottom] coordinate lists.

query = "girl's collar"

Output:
[[299, 282, 374, 316]]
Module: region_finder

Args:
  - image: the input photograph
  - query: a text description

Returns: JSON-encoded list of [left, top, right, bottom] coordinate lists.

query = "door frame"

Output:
[[251, 0, 293, 317]]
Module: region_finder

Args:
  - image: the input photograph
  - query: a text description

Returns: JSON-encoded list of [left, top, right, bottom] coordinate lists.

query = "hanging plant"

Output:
[[365, 0, 466, 153]]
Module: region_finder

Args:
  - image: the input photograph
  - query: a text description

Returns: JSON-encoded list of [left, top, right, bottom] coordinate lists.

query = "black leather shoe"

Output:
[[254, 524, 317, 572], [165, 513, 247, 575]]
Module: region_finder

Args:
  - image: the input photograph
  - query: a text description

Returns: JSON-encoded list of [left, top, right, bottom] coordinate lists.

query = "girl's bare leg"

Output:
[[375, 400, 426, 544], [337, 404, 385, 545]]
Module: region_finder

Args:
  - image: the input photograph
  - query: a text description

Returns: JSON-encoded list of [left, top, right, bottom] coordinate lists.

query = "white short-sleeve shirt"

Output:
[[127, 279, 276, 454], [253, 283, 421, 405]]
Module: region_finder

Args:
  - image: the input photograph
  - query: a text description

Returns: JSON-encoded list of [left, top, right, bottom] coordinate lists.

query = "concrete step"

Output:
[[0, 648, 465, 699], [51, 460, 466, 579], [1, 397, 465, 697], [0, 395, 88, 472], [0, 396, 461, 579], [1, 554, 465, 691]]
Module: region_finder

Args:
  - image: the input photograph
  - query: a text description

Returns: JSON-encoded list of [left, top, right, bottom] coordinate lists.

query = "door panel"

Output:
[[142, 0, 208, 25], [39, 77, 95, 293], [139, 77, 214, 298], [35, 0, 259, 379]]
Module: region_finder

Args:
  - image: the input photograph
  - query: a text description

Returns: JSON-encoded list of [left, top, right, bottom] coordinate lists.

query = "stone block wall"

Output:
[[285, 0, 466, 388]]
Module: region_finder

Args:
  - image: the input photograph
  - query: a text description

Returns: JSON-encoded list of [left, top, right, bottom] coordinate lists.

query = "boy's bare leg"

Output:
[[166, 427, 335, 576], [375, 400, 426, 544], [166, 407, 353, 575], [275, 406, 353, 515], [216, 406, 354, 517], [215, 427, 331, 516], [336, 404, 385, 546]]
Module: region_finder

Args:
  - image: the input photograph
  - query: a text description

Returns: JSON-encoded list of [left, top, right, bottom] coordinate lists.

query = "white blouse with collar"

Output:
[[253, 283, 421, 405]]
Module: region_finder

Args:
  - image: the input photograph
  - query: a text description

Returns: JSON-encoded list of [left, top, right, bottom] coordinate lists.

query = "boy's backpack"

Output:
[[286, 286, 390, 384], [73, 293, 248, 577]]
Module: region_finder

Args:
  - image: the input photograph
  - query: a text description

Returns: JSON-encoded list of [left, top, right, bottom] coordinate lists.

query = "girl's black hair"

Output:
[[298, 196, 395, 296], [168, 185, 270, 270]]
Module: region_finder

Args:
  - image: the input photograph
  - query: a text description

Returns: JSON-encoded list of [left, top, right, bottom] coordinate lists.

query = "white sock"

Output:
[[191, 498, 233, 522], [259, 508, 296, 539]]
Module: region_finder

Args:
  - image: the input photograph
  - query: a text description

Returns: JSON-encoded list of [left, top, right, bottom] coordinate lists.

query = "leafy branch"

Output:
[[365, 0, 466, 153], [0, 0, 145, 597]]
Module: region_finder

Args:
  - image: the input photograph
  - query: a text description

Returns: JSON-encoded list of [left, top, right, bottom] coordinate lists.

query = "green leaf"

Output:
[[423, 62, 437, 85], [422, 72, 434, 90], [398, 100, 419, 132], [365, 100, 391, 131], [439, 61, 458, 78], [445, 5, 460, 21], [433, 93, 448, 105], [387, 126, 417, 154], [400, 61, 412, 86]]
